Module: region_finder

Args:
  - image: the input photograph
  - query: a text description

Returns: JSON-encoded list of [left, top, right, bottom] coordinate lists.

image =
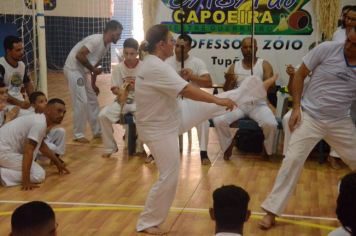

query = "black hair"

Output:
[[340, 5, 356, 28], [213, 185, 250, 230], [104, 20, 123, 33], [336, 172, 356, 236], [123, 38, 139, 51], [47, 98, 65, 106], [11, 201, 55, 235], [29, 91, 46, 104], [0, 81, 5, 88], [178, 34, 192, 47], [144, 24, 170, 53], [3, 35, 22, 51]]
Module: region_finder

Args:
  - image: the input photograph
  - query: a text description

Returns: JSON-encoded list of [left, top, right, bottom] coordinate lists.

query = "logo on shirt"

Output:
[[10, 72, 23, 87], [77, 77, 85, 86]]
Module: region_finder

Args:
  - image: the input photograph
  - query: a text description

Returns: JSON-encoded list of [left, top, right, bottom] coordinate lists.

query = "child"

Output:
[[10, 201, 57, 236], [99, 38, 148, 158]]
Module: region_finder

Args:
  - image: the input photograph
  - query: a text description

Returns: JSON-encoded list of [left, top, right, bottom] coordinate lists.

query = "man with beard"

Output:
[[213, 37, 277, 160], [64, 20, 123, 143], [0, 36, 34, 109], [0, 98, 69, 190]]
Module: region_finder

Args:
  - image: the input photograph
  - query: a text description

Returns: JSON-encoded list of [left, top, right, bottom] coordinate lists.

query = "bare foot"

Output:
[[141, 226, 167, 235], [102, 148, 118, 158], [328, 156, 342, 170], [144, 155, 154, 163], [263, 74, 279, 90], [201, 157, 211, 165], [74, 137, 90, 143], [223, 132, 239, 160], [259, 213, 276, 230], [102, 153, 112, 158]]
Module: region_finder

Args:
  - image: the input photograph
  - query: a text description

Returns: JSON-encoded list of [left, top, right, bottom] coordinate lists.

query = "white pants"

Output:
[[261, 112, 356, 216], [64, 67, 101, 139], [213, 101, 277, 155], [98, 101, 137, 154], [0, 152, 45, 187], [195, 120, 209, 151], [45, 127, 66, 155], [136, 76, 267, 231]]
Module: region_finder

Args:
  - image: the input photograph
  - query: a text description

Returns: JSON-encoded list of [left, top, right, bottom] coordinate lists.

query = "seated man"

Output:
[[10, 201, 57, 236], [0, 36, 34, 109], [0, 98, 69, 190], [165, 34, 213, 165], [213, 37, 277, 160], [98, 38, 146, 158], [328, 172, 356, 236], [210, 185, 251, 236]]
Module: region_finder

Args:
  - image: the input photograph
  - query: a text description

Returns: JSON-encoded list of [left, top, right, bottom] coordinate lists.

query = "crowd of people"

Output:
[[0, 4, 355, 235]]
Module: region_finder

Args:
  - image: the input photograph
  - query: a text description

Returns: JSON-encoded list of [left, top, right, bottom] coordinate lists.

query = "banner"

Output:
[[156, 0, 317, 85]]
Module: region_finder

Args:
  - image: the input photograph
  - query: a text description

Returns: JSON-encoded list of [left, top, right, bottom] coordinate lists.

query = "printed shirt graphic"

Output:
[[0, 57, 29, 101]]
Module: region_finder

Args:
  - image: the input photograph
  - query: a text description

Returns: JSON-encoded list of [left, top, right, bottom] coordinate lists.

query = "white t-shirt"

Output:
[[165, 55, 209, 87], [302, 41, 356, 122], [64, 34, 110, 74], [135, 55, 188, 141], [0, 113, 47, 154], [111, 60, 141, 104], [234, 58, 264, 87], [0, 57, 30, 101], [328, 227, 351, 236], [332, 27, 346, 43]]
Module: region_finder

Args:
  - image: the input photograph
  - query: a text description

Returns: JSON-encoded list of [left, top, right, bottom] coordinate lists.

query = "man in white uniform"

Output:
[[98, 38, 142, 157], [135, 24, 278, 235], [328, 5, 356, 168], [0, 98, 69, 190], [213, 37, 277, 160], [0, 36, 34, 109], [165, 34, 213, 165], [64, 20, 123, 143], [27, 91, 66, 161], [259, 27, 356, 230], [210, 185, 250, 236]]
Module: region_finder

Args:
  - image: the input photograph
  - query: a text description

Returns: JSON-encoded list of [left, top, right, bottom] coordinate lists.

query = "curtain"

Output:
[[313, 0, 340, 40], [142, 0, 160, 34]]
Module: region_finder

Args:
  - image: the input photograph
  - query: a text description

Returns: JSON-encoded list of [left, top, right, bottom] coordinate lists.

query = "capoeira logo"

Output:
[[10, 72, 22, 87], [77, 77, 85, 86]]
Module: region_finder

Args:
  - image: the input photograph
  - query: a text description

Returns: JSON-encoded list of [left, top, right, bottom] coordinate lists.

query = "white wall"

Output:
[[0, 0, 111, 18]]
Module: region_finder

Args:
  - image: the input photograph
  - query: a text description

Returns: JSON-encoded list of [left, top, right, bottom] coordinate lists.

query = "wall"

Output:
[[0, 0, 111, 18], [0, 0, 112, 70]]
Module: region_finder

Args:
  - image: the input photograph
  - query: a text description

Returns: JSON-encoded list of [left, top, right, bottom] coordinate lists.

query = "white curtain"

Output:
[[142, 0, 160, 34]]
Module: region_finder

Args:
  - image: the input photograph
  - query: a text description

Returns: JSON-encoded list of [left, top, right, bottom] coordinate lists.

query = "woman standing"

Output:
[[135, 24, 277, 235]]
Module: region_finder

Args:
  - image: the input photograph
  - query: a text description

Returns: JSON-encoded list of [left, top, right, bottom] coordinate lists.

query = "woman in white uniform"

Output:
[[135, 24, 278, 235]]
